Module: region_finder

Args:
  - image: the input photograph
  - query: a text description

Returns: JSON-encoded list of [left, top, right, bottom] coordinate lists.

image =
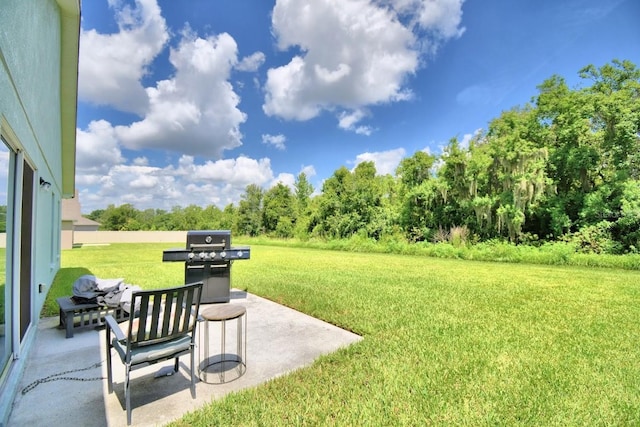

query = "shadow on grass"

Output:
[[42, 266, 94, 318]]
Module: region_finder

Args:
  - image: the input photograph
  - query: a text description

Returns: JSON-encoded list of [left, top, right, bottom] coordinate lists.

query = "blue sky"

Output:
[[75, 0, 640, 213]]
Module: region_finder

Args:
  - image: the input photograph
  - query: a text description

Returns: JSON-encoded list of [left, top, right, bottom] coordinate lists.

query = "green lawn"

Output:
[[48, 243, 640, 425]]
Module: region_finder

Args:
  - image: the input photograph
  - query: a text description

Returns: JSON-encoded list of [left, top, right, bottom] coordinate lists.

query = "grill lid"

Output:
[[186, 230, 230, 250], [163, 230, 249, 262]]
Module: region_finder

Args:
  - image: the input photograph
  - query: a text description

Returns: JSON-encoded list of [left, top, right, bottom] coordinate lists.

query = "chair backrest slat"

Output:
[[181, 288, 195, 330], [135, 294, 150, 343], [127, 282, 203, 346], [148, 294, 163, 340], [161, 295, 173, 337], [173, 290, 186, 334]]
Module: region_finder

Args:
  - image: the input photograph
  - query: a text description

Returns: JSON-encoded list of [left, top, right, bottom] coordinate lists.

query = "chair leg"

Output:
[[106, 328, 113, 394], [125, 363, 132, 425], [190, 344, 196, 398], [174, 356, 179, 373]]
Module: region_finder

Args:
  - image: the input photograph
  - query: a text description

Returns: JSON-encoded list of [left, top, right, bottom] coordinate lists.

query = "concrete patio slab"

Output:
[[8, 290, 362, 427]]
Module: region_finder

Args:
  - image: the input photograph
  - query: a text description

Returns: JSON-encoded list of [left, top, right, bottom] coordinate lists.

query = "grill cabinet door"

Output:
[[186, 262, 231, 303]]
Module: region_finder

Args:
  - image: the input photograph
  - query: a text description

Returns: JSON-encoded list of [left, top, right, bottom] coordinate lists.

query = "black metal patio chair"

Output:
[[104, 282, 203, 425]]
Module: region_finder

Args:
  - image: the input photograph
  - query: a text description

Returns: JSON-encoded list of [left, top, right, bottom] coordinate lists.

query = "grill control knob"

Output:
[[220, 251, 227, 259], [210, 251, 216, 258], [188, 253, 195, 260], [237, 251, 243, 257], [199, 251, 206, 259]]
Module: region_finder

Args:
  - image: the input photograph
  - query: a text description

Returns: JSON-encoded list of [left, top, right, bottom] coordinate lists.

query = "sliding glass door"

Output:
[[0, 140, 12, 375]]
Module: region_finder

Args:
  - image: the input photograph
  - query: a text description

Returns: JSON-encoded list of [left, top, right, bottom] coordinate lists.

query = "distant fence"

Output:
[[73, 231, 188, 245], [0, 231, 191, 249]]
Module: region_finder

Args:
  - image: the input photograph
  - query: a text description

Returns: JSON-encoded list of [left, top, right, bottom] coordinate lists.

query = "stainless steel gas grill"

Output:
[[162, 230, 250, 304]]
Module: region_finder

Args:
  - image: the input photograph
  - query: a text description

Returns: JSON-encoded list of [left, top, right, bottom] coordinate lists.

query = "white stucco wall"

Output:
[[0, 1, 78, 423], [1, 1, 62, 162], [1, 0, 64, 299]]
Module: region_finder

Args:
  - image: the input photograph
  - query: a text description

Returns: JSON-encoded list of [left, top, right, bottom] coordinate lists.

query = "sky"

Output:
[[75, 0, 640, 214]]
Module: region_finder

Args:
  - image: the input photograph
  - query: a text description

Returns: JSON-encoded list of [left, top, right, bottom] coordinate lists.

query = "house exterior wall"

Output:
[[1, 0, 61, 320], [0, 1, 80, 424]]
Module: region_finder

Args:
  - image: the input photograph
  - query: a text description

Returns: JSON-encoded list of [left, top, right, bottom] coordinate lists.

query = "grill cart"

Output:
[[162, 230, 250, 304]]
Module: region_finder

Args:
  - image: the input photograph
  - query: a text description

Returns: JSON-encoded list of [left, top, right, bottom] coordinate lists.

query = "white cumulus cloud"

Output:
[[78, 0, 168, 114], [338, 109, 375, 135], [76, 120, 125, 182], [263, 0, 466, 133], [300, 165, 317, 178], [114, 30, 247, 158], [264, 0, 418, 122], [387, 0, 466, 41], [270, 173, 296, 189], [78, 154, 277, 213], [236, 51, 266, 72], [79, 0, 248, 159], [261, 134, 287, 150], [352, 148, 407, 175]]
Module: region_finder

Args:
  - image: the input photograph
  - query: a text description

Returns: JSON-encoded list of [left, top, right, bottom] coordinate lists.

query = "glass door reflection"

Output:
[[0, 140, 11, 374]]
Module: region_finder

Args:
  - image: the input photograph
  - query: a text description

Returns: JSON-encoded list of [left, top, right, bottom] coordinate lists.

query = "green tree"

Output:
[[263, 183, 295, 236], [613, 180, 640, 252], [485, 107, 549, 241], [220, 204, 236, 231], [236, 184, 263, 236], [198, 205, 223, 229], [150, 209, 173, 230], [137, 208, 156, 230], [580, 59, 640, 182], [397, 150, 435, 188], [536, 59, 640, 242], [99, 204, 141, 231], [352, 161, 384, 237], [396, 151, 437, 241], [312, 162, 386, 239], [312, 166, 350, 238], [86, 209, 104, 224], [294, 172, 314, 215], [292, 172, 315, 238]]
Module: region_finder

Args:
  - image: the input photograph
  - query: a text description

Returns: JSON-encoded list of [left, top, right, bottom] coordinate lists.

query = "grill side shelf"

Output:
[[162, 248, 187, 262]]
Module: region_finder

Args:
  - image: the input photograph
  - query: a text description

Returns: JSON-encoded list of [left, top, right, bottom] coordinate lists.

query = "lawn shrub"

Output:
[[563, 221, 622, 254], [431, 226, 449, 243], [448, 225, 469, 247]]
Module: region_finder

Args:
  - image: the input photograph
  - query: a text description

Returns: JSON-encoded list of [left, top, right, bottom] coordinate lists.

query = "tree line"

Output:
[[87, 60, 640, 254]]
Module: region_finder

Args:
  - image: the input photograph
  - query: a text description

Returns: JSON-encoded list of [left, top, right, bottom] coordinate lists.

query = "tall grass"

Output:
[[46, 243, 640, 425], [239, 236, 640, 270]]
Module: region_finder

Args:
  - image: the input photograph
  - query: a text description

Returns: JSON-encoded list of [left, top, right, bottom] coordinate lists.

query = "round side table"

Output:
[[198, 304, 247, 384]]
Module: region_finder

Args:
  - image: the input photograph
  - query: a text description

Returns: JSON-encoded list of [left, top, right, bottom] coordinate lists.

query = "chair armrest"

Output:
[[105, 314, 127, 342]]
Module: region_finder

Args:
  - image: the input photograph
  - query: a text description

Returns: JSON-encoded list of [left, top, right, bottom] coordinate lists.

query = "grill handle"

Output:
[[189, 243, 226, 250], [186, 263, 229, 270], [209, 263, 229, 269]]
